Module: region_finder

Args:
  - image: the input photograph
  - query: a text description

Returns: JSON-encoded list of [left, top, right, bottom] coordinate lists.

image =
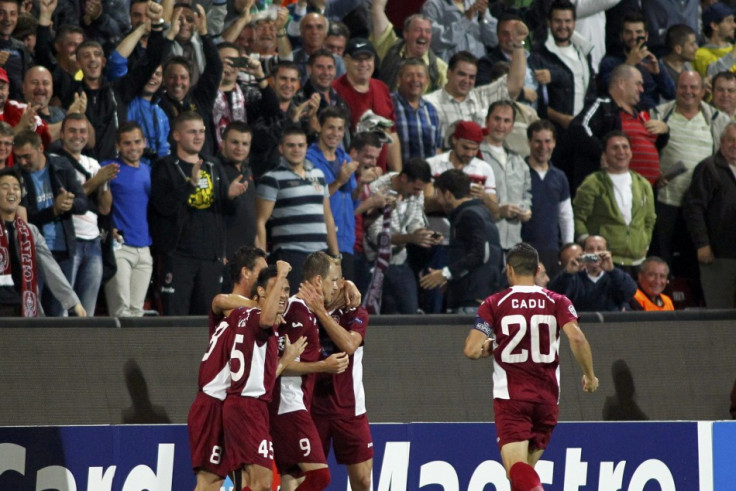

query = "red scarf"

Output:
[[0, 217, 39, 317]]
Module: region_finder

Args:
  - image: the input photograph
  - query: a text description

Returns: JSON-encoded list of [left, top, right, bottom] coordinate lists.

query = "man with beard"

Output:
[[530, 0, 596, 137], [598, 12, 675, 111]]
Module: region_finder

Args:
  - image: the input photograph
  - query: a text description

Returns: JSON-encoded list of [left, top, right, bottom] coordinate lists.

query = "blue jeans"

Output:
[[70, 238, 103, 316], [41, 252, 74, 317], [381, 263, 419, 314]]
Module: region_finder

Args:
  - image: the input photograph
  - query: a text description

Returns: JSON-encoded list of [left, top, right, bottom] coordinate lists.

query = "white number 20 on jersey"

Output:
[[500, 314, 557, 364]]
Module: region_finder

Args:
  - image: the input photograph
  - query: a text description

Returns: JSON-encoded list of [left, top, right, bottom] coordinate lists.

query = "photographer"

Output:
[[549, 236, 637, 311]]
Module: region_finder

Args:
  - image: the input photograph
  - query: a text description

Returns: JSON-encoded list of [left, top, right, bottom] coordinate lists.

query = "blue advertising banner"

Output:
[[0, 421, 721, 490]]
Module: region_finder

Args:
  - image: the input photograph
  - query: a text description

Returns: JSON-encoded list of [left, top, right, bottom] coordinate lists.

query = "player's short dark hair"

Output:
[[117, 121, 144, 141], [448, 51, 478, 71], [14, 129, 42, 149], [486, 100, 516, 122], [665, 24, 695, 50], [318, 106, 347, 126], [280, 125, 307, 143], [222, 121, 251, 139], [527, 119, 556, 140], [497, 13, 523, 31], [252, 264, 279, 298], [602, 130, 631, 149], [61, 112, 88, 131], [507, 243, 540, 276], [302, 251, 332, 282], [307, 48, 335, 66], [401, 157, 432, 183], [434, 169, 470, 200], [173, 110, 204, 130], [349, 132, 382, 152], [230, 246, 267, 285], [0, 167, 21, 186], [548, 0, 576, 20], [583, 234, 608, 250]]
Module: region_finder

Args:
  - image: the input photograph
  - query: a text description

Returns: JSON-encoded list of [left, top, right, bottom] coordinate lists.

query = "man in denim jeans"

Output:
[[57, 113, 118, 316]]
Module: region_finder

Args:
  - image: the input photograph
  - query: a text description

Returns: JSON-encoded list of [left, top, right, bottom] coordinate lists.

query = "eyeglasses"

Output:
[[0, 141, 13, 146]]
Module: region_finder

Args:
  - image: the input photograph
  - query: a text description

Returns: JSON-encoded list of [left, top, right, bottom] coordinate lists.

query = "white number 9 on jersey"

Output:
[[500, 314, 557, 364]]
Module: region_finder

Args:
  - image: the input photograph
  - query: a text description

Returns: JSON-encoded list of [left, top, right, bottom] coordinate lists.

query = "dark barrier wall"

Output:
[[1, 311, 735, 425]]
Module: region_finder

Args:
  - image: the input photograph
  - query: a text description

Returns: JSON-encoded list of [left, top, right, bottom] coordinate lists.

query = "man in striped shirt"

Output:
[[256, 126, 340, 291], [392, 58, 443, 162]]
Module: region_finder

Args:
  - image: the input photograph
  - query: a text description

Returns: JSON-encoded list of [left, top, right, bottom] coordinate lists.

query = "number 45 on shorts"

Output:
[[258, 439, 274, 460]]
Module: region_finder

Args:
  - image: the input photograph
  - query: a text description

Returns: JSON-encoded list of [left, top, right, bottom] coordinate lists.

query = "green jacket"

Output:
[[573, 170, 656, 265]]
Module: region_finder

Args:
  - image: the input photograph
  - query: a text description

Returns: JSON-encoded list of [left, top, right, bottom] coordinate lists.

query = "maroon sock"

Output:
[[509, 462, 543, 491], [295, 468, 331, 490]]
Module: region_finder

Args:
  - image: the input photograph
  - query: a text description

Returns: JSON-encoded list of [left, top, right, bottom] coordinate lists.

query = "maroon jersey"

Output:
[[198, 314, 236, 400], [208, 309, 225, 338], [475, 286, 578, 405], [312, 307, 369, 417], [270, 296, 321, 415], [227, 307, 281, 402]]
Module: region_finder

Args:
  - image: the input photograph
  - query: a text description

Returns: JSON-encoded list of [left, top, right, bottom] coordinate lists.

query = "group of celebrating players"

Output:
[[185, 242, 598, 491], [186, 247, 373, 491]]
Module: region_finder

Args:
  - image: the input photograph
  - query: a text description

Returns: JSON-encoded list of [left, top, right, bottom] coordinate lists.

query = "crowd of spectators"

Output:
[[1, 0, 735, 317]]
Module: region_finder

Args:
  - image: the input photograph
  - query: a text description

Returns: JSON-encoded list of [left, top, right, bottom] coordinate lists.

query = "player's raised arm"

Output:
[[561, 321, 599, 392], [260, 261, 291, 327]]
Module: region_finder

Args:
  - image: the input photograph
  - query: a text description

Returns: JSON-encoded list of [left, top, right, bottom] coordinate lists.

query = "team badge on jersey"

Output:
[[568, 304, 578, 318]]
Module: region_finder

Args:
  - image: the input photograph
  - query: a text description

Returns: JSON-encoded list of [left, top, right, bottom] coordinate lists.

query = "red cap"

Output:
[[453, 121, 484, 143], [0, 68, 8, 84]]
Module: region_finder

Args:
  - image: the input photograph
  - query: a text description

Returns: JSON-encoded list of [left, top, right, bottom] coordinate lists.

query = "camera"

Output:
[[581, 253, 600, 263]]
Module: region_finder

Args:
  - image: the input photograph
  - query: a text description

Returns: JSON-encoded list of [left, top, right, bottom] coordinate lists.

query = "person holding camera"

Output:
[[549, 236, 637, 311]]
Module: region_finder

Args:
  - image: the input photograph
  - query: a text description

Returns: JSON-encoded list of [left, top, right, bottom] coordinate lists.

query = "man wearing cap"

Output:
[[332, 37, 401, 173], [422, 120, 499, 312], [424, 120, 498, 219], [694, 3, 736, 78], [392, 58, 443, 163]]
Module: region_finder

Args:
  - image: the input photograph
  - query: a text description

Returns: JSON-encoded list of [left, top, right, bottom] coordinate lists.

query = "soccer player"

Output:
[[188, 261, 304, 491], [271, 251, 350, 491], [300, 263, 373, 491], [463, 243, 598, 491], [209, 245, 268, 335]]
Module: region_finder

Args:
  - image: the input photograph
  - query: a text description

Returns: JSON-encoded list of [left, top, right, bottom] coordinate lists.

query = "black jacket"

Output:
[[446, 199, 503, 309], [149, 154, 234, 258], [159, 35, 223, 158], [21, 155, 89, 255], [683, 152, 736, 259]]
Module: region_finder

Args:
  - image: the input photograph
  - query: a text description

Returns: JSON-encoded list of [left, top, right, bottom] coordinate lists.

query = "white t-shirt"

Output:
[[549, 43, 589, 115], [70, 155, 102, 240], [608, 171, 633, 226]]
